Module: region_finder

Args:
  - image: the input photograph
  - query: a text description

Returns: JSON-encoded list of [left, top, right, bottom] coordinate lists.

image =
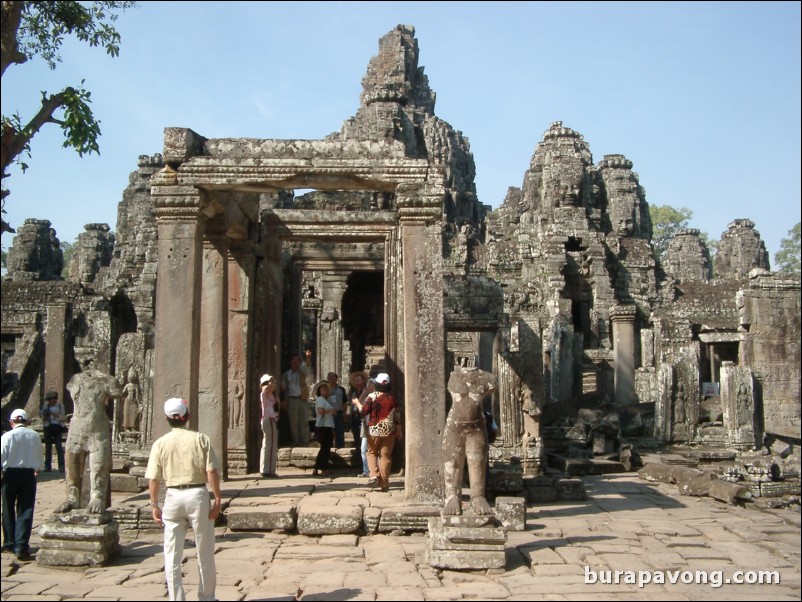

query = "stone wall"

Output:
[[738, 271, 801, 439]]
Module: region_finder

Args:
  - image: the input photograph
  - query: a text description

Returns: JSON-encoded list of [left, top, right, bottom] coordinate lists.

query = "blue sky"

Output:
[[2, 1, 800, 262]]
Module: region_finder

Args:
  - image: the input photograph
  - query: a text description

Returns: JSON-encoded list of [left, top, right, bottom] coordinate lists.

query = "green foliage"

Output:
[[17, 1, 132, 69], [60, 240, 74, 278], [60, 84, 101, 156], [774, 222, 801, 275], [1, 1, 136, 213], [649, 204, 693, 261]]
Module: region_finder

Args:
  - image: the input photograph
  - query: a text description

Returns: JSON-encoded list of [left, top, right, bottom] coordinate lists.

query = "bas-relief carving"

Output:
[[121, 368, 142, 432]]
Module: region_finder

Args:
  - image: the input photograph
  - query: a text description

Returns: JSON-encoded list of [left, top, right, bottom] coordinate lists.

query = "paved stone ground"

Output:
[[2, 468, 800, 601]]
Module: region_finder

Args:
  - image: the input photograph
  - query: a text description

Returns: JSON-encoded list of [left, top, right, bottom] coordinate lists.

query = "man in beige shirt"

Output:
[[146, 398, 221, 602]]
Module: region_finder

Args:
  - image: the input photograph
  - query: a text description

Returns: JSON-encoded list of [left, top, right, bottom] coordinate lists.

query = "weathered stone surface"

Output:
[[6, 219, 64, 281], [378, 506, 442, 533], [37, 517, 120, 566], [708, 479, 752, 505], [426, 517, 506, 570], [363, 507, 381, 534], [493, 496, 526, 531], [555, 478, 587, 501], [663, 229, 711, 283], [638, 463, 674, 483], [227, 505, 297, 531], [110, 474, 144, 493], [296, 505, 363, 535], [715, 219, 770, 279]]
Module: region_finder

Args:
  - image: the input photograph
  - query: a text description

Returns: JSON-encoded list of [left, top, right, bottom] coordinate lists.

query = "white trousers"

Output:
[[162, 487, 216, 601]]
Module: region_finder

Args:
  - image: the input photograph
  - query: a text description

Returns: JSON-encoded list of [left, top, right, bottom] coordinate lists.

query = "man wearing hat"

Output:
[[146, 398, 221, 601], [1, 409, 44, 561], [41, 390, 66, 473]]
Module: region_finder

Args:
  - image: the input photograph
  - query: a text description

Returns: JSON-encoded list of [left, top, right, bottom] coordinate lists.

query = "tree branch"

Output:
[[0, 1, 27, 76], [1, 89, 70, 174]]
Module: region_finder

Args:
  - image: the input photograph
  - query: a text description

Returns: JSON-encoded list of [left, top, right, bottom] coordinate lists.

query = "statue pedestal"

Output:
[[426, 512, 507, 570], [36, 510, 120, 567]]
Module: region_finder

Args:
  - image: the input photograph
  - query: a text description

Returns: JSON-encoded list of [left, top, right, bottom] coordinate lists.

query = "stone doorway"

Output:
[[341, 271, 384, 373]]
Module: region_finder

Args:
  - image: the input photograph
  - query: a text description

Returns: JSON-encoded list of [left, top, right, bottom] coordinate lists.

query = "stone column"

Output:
[[227, 245, 255, 474], [319, 272, 349, 378], [45, 303, 68, 404], [198, 219, 228, 478], [611, 305, 638, 405], [397, 184, 446, 504], [150, 167, 206, 439]]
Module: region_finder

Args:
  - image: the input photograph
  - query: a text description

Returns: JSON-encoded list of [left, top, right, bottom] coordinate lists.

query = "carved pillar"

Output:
[[150, 167, 206, 439], [655, 363, 673, 441], [227, 245, 255, 474], [721, 362, 759, 449], [397, 184, 446, 504], [45, 303, 68, 405], [611, 305, 638, 405], [198, 219, 228, 478], [319, 272, 349, 378]]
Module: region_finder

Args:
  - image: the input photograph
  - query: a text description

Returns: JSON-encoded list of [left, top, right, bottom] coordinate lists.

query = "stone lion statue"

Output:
[[442, 367, 497, 516]]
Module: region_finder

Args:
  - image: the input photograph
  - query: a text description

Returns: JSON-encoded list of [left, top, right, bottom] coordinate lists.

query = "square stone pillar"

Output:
[[45, 303, 69, 404], [150, 167, 206, 439], [319, 272, 349, 378], [227, 245, 255, 474], [198, 220, 229, 478], [397, 184, 446, 504], [611, 304, 638, 405]]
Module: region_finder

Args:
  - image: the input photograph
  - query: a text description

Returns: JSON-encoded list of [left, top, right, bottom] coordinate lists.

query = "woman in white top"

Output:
[[312, 382, 335, 476], [259, 374, 279, 478]]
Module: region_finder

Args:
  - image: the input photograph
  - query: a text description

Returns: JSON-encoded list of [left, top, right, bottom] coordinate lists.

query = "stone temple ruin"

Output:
[[2, 26, 800, 509]]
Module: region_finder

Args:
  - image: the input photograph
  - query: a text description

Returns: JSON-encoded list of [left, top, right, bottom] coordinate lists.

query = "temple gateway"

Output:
[[2, 26, 800, 503]]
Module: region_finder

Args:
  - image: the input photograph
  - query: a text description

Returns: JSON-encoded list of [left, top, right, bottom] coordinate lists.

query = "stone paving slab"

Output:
[[1, 471, 799, 601]]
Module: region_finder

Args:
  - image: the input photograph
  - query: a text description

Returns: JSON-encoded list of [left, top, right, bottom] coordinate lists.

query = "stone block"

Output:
[[770, 439, 793, 458], [426, 517, 506, 570], [363, 507, 381, 534], [297, 505, 363, 535], [487, 461, 524, 493], [110, 474, 144, 493], [290, 448, 319, 468], [37, 516, 120, 567], [227, 505, 296, 531], [527, 485, 558, 503], [494, 496, 526, 531], [708, 480, 752, 505], [759, 481, 801, 498], [556, 478, 587, 501], [377, 506, 441, 533]]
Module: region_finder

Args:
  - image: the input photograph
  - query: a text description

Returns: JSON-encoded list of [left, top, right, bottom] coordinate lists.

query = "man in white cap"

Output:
[[146, 398, 221, 601], [1, 409, 44, 561]]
